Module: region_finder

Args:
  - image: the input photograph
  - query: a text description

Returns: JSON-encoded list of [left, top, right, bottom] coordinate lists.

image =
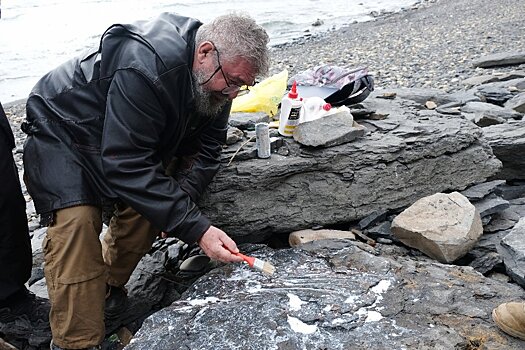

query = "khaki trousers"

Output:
[[43, 204, 159, 348]]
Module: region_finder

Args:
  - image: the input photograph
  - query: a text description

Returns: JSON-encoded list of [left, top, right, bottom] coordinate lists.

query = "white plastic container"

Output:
[[323, 105, 354, 126], [302, 97, 332, 122], [278, 81, 303, 137]]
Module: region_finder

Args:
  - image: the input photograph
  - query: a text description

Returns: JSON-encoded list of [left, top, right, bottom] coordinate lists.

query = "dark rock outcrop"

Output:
[[200, 95, 501, 241], [127, 241, 525, 350]]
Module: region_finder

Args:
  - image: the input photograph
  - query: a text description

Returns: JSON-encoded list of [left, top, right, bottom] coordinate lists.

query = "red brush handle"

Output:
[[233, 252, 255, 267]]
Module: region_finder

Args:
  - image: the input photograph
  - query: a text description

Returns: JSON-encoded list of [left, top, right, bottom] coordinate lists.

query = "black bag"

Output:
[[289, 65, 374, 106]]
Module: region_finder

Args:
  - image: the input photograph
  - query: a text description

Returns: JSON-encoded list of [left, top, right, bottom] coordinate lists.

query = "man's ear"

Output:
[[195, 41, 214, 64]]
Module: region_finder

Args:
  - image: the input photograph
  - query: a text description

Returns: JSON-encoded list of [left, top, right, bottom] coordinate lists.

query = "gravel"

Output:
[[269, 0, 525, 92]]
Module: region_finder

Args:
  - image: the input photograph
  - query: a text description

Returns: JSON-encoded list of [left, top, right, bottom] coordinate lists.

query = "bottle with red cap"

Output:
[[302, 97, 332, 122], [278, 81, 303, 137]]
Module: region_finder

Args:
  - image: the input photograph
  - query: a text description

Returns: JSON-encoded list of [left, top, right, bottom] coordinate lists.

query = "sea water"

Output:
[[0, 0, 419, 103]]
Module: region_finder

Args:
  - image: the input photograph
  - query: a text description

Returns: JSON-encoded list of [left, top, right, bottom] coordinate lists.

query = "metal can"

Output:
[[255, 122, 271, 158]]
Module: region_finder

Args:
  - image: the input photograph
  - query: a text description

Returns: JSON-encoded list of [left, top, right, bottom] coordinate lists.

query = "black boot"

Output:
[[104, 285, 128, 319], [104, 284, 129, 335], [0, 287, 51, 348]]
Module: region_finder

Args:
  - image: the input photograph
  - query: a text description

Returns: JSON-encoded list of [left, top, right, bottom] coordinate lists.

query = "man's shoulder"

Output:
[[100, 13, 201, 75]]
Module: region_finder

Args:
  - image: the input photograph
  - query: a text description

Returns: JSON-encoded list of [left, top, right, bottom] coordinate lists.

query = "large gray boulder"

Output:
[[200, 97, 501, 241], [127, 241, 525, 350], [391, 192, 483, 263]]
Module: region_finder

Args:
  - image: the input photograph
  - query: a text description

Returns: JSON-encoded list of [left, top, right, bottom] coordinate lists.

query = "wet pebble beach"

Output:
[[270, 0, 525, 92]]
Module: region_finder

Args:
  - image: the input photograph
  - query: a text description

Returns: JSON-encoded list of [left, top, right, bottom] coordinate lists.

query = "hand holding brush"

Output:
[[197, 226, 276, 275]]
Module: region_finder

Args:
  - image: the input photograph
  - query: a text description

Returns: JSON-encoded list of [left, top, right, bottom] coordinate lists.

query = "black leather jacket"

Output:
[[22, 13, 231, 244], [0, 103, 15, 150]]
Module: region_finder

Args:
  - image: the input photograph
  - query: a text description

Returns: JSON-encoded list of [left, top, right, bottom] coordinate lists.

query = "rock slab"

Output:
[[472, 52, 525, 68], [127, 241, 525, 350], [293, 113, 365, 147], [200, 97, 501, 241], [482, 120, 525, 180], [498, 217, 525, 288], [288, 229, 355, 246], [391, 192, 483, 263]]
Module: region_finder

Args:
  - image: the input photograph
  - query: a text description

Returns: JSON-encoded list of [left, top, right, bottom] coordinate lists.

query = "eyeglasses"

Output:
[[199, 43, 251, 96]]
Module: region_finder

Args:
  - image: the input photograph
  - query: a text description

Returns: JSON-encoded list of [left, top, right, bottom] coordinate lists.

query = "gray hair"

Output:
[[195, 13, 270, 77]]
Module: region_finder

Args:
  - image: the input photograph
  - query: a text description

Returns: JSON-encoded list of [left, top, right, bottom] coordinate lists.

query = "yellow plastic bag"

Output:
[[231, 70, 288, 117]]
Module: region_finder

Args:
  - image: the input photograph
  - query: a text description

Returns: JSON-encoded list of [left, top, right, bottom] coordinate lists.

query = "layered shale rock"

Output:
[[482, 120, 525, 180], [200, 95, 501, 241], [472, 51, 525, 68], [498, 217, 525, 288], [127, 241, 525, 350]]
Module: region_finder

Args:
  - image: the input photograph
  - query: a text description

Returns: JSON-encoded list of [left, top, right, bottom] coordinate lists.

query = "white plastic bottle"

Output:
[[302, 97, 332, 122], [278, 81, 303, 137]]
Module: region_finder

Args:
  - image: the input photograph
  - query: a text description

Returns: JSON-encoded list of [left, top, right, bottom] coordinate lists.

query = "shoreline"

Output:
[[270, 0, 525, 92], [3, 0, 524, 107], [270, 0, 439, 50], [0, 0, 427, 105]]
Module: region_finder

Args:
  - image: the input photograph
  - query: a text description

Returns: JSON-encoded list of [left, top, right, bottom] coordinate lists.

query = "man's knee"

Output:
[[44, 205, 105, 280]]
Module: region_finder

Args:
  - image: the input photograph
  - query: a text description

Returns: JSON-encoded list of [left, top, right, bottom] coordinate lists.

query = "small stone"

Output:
[[376, 238, 393, 245], [311, 19, 324, 27], [425, 101, 437, 110], [179, 255, 211, 273], [288, 229, 355, 247], [377, 92, 397, 99], [226, 127, 244, 145]]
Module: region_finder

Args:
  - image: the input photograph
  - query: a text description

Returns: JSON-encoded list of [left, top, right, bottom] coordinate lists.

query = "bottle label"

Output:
[[288, 106, 301, 121], [282, 106, 301, 136]]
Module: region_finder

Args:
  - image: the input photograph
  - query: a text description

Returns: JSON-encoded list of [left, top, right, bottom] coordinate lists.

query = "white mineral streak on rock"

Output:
[[287, 315, 318, 334], [370, 279, 392, 306], [287, 293, 307, 311], [188, 296, 220, 306], [356, 308, 384, 323], [371, 280, 391, 294], [247, 284, 262, 293], [353, 279, 393, 322], [227, 269, 256, 281], [331, 318, 345, 325], [364, 311, 384, 323], [171, 305, 193, 312], [344, 295, 359, 304]]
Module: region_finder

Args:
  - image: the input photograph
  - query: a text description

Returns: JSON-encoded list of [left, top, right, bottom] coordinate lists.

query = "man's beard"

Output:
[[191, 69, 229, 117]]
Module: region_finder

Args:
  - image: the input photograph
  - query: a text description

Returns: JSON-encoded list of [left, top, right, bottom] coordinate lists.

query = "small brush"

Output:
[[231, 251, 276, 275]]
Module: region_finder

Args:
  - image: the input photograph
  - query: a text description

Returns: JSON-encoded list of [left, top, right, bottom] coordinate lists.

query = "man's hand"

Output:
[[197, 226, 245, 263]]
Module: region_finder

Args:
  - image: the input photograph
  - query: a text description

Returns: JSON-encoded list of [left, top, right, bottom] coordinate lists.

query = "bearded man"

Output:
[[22, 12, 269, 349]]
